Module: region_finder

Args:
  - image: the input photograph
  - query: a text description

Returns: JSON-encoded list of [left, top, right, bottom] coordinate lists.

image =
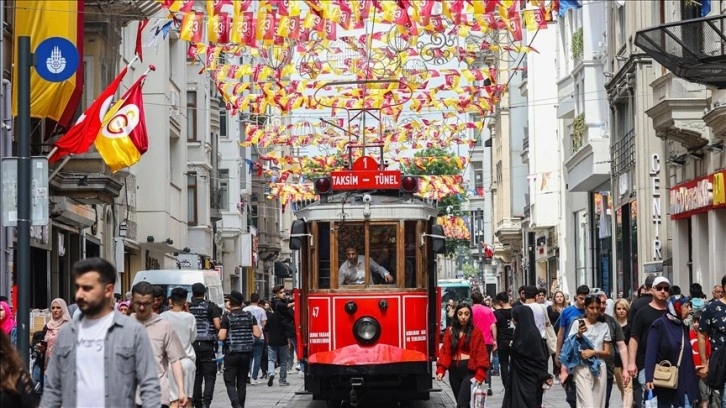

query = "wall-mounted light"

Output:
[[705, 140, 724, 153], [146, 236, 155, 243], [687, 151, 704, 161], [667, 156, 686, 167]]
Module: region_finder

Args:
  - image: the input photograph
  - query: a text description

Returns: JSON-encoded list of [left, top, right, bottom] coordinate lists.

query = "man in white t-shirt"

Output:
[[132, 281, 188, 408], [40, 257, 159, 408], [522, 285, 546, 337], [161, 287, 198, 408], [243, 292, 267, 384]]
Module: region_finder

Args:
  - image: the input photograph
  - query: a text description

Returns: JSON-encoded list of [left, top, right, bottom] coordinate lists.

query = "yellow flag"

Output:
[[13, 0, 81, 126]]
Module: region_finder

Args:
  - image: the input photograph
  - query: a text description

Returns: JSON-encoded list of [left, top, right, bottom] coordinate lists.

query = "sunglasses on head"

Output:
[[654, 285, 670, 292]]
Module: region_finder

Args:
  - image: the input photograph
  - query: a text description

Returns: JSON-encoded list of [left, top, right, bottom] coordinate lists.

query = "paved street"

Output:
[[208, 364, 627, 407]]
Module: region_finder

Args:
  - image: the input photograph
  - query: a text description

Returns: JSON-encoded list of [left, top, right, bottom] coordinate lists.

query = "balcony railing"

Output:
[[611, 129, 635, 177], [635, 14, 726, 89]]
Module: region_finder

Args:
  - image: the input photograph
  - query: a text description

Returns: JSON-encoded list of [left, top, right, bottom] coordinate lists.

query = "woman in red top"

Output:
[[436, 303, 489, 408]]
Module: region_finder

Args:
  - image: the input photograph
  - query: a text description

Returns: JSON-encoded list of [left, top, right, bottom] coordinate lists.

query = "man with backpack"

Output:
[[189, 283, 221, 408], [218, 290, 261, 408]]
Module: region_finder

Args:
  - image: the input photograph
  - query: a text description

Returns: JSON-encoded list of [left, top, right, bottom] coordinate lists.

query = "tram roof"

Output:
[[294, 191, 438, 222]]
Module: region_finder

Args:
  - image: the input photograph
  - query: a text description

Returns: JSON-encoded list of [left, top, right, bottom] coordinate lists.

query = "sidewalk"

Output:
[[209, 364, 626, 407]]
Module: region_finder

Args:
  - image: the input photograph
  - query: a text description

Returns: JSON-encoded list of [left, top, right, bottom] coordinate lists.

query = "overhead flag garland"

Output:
[[152, 0, 564, 203]]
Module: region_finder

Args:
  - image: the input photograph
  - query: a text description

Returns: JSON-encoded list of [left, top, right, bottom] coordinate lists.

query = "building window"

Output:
[[187, 90, 197, 141], [575, 210, 588, 287], [617, 4, 626, 49], [187, 174, 198, 225], [219, 169, 229, 211], [219, 100, 228, 138]]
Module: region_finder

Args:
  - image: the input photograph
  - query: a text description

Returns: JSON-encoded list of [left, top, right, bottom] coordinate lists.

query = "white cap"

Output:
[[652, 276, 671, 287]]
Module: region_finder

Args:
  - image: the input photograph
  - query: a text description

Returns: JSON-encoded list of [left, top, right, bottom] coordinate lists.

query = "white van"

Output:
[[131, 269, 225, 309]]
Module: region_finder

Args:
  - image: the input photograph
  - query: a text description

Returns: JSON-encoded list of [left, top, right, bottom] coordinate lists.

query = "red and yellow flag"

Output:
[[12, 0, 84, 128], [94, 74, 149, 172], [50, 66, 128, 162]]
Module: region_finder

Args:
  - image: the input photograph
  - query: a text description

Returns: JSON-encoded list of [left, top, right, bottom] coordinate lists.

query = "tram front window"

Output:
[[338, 224, 397, 286]]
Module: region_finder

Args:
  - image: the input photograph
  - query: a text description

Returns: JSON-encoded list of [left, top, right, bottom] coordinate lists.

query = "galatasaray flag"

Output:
[[94, 74, 149, 172], [50, 66, 128, 162], [12, 0, 84, 128]]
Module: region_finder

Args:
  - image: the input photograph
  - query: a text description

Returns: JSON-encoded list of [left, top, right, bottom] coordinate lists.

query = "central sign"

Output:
[[330, 170, 401, 190]]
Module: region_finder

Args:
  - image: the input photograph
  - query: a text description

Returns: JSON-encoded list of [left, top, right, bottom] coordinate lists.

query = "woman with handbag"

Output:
[[644, 296, 700, 407]]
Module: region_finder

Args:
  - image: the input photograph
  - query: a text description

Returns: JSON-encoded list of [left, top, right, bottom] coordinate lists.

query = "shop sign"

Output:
[[650, 154, 662, 261], [714, 171, 726, 209], [669, 170, 726, 219]]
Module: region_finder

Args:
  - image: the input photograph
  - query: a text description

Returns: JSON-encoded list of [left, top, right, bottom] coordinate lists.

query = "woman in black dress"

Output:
[[503, 306, 552, 408]]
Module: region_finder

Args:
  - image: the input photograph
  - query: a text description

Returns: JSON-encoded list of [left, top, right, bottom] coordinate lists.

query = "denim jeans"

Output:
[[289, 337, 303, 372], [267, 345, 288, 383], [722, 383, 726, 408], [248, 338, 265, 380]]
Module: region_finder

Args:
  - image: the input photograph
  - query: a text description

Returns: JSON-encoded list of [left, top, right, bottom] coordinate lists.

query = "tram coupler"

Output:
[[348, 377, 364, 407]]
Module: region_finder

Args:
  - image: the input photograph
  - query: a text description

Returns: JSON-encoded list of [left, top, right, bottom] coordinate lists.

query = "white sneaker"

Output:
[[250, 379, 258, 385]]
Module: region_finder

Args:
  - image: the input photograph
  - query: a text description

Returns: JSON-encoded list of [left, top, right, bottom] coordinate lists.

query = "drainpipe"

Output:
[[1, 78, 12, 301], [0, 0, 9, 300]]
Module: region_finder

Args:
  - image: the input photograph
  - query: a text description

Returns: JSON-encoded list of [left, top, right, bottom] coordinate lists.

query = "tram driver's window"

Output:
[[337, 224, 395, 286]]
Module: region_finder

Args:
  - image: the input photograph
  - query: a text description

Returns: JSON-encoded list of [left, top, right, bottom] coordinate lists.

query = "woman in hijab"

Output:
[[117, 301, 130, 315], [0, 301, 16, 345], [43, 298, 71, 370], [644, 296, 699, 407], [436, 303, 490, 408], [503, 306, 552, 408]]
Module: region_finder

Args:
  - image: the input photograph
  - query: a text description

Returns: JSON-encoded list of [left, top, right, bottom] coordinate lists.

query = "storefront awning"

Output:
[[635, 14, 726, 89]]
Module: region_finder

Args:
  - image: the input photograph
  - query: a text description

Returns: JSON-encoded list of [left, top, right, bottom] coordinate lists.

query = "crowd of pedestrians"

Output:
[[0, 257, 304, 408], [437, 274, 726, 408]]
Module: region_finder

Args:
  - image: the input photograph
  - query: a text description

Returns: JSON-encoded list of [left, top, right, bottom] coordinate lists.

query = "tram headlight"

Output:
[[353, 317, 381, 345]]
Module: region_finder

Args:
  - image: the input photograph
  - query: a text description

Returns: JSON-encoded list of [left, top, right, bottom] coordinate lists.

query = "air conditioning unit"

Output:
[[169, 90, 179, 109]]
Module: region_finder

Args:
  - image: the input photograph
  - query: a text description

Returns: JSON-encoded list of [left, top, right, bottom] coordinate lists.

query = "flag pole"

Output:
[[46, 55, 140, 169]]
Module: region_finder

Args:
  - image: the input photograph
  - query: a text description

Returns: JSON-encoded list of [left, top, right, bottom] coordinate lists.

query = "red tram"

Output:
[[289, 148, 446, 406]]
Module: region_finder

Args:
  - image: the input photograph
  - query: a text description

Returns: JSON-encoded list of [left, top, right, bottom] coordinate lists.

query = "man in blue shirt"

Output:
[[555, 285, 590, 361], [555, 285, 589, 408]]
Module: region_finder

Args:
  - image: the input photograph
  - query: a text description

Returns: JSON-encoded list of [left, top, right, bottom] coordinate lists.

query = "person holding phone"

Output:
[[561, 295, 611, 407]]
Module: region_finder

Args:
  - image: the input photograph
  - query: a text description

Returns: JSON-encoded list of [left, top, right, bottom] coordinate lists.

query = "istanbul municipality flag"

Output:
[[12, 0, 84, 127], [94, 75, 149, 172]]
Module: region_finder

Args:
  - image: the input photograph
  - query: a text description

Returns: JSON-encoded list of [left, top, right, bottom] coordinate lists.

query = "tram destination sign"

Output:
[[330, 170, 401, 190]]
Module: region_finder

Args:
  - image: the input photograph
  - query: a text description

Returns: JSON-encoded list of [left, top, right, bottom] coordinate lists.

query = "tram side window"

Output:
[[318, 222, 330, 289], [404, 221, 417, 288], [370, 225, 397, 285]]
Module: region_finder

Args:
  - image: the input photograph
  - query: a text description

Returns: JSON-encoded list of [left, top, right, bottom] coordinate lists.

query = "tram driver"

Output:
[[339, 246, 394, 285]]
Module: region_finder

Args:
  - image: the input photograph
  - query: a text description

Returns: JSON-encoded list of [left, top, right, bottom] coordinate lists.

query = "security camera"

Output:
[[362, 194, 372, 203]]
